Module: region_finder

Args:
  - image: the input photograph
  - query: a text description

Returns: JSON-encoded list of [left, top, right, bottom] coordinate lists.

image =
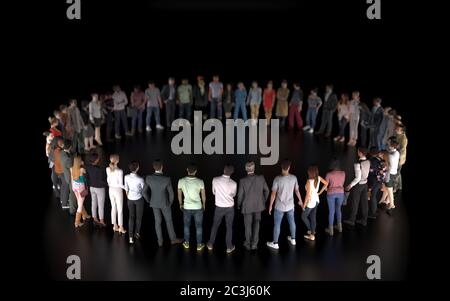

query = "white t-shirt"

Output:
[[389, 149, 400, 175], [106, 167, 124, 189], [212, 175, 237, 208], [124, 173, 144, 200], [307, 179, 321, 208]]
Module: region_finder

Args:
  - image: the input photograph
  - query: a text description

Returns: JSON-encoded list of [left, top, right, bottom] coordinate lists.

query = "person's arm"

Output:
[[295, 187, 303, 208], [167, 179, 174, 205], [262, 178, 270, 202], [211, 178, 216, 195], [268, 190, 276, 215], [178, 189, 183, 209], [208, 84, 212, 101], [189, 86, 193, 105], [318, 177, 329, 196], [142, 181, 150, 204], [118, 170, 125, 190], [201, 188, 206, 210], [347, 163, 361, 191], [303, 182, 312, 209], [316, 98, 322, 110], [237, 180, 244, 209], [130, 93, 135, 108], [231, 181, 237, 198], [124, 176, 129, 198]]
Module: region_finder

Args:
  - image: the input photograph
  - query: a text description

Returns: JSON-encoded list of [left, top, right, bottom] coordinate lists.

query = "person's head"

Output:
[[129, 161, 140, 173], [267, 81, 273, 89], [395, 124, 405, 135], [251, 81, 258, 88], [153, 159, 163, 172], [148, 81, 155, 88], [307, 165, 319, 185], [113, 85, 121, 92], [63, 140, 72, 152], [329, 159, 341, 171], [311, 87, 318, 96], [197, 76, 205, 85], [383, 106, 392, 114], [281, 80, 288, 88], [388, 137, 399, 150], [181, 78, 189, 85], [325, 84, 334, 93], [81, 100, 89, 110], [71, 155, 83, 181], [212, 75, 220, 82], [48, 117, 58, 127], [340, 93, 349, 104], [56, 137, 65, 149], [369, 147, 379, 158], [69, 99, 77, 107], [168, 77, 175, 85], [133, 85, 141, 92], [186, 163, 197, 176], [226, 83, 232, 90], [109, 154, 120, 170], [91, 93, 99, 101], [357, 147, 367, 158], [223, 164, 234, 176], [281, 159, 291, 173], [237, 82, 245, 90], [88, 152, 100, 165], [373, 97, 382, 107], [245, 161, 255, 174], [54, 110, 61, 119], [388, 109, 397, 117], [381, 150, 390, 166], [293, 82, 300, 90], [59, 105, 68, 113], [352, 91, 360, 100]]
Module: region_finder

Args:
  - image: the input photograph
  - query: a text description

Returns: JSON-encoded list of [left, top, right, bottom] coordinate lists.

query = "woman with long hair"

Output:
[[334, 93, 350, 143], [106, 154, 126, 234], [324, 160, 346, 236], [71, 156, 91, 228], [89, 93, 103, 146], [302, 165, 328, 241]]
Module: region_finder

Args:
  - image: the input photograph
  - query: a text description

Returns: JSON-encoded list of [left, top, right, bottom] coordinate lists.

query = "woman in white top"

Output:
[[106, 154, 126, 234], [348, 91, 361, 146], [89, 93, 103, 146], [334, 93, 350, 143], [380, 139, 400, 210], [301, 165, 328, 241], [124, 161, 145, 244]]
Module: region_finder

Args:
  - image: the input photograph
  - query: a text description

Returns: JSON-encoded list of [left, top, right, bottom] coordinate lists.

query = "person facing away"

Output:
[[317, 84, 338, 137], [275, 80, 290, 127], [145, 81, 164, 132], [288, 82, 303, 130], [334, 93, 351, 143], [263, 81, 276, 125], [347, 91, 361, 146], [88, 93, 103, 146], [124, 161, 145, 244], [193, 75, 209, 120], [142, 160, 182, 247], [344, 147, 371, 227], [71, 155, 91, 228], [177, 163, 206, 251], [85, 152, 108, 227], [208, 74, 224, 119], [303, 88, 322, 134], [379, 138, 400, 211], [247, 81, 262, 122], [222, 83, 235, 119], [67, 99, 85, 154], [266, 159, 303, 250], [177, 78, 193, 121], [324, 160, 346, 236], [207, 164, 238, 254], [302, 165, 328, 241], [161, 77, 177, 128], [367, 148, 388, 219], [61, 140, 78, 215], [106, 154, 127, 234], [112, 85, 132, 139], [369, 97, 384, 150], [394, 124, 407, 192], [233, 82, 248, 121], [237, 161, 270, 250], [130, 85, 146, 134]]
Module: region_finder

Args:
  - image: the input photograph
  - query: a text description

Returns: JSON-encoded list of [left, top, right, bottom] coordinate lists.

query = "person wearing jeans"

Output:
[[178, 163, 206, 251], [208, 75, 224, 119], [303, 88, 322, 134], [247, 81, 262, 122], [161, 77, 177, 128], [302, 165, 328, 241], [67, 99, 85, 154], [143, 160, 182, 247], [317, 84, 338, 137], [145, 81, 164, 131], [233, 82, 248, 121], [130, 85, 146, 134], [85, 152, 107, 227], [334, 93, 350, 143], [124, 161, 145, 244], [267, 160, 303, 249], [177, 78, 193, 121], [207, 165, 237, 254], [106, 154, 126, 234], [368, 149, 387, 219], [112, 85, 132, 139], [324, 160, 346, 235]]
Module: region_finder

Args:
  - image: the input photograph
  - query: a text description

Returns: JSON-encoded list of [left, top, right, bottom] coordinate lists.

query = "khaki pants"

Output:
[[250, 104, 260, 120]]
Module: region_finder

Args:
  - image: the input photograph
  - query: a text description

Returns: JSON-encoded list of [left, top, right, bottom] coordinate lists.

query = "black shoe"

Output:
[[135, 233, 141, 240], [158, 241, 163, 247], [343, 220, 355, 227], [356, 220, 367, 226], [387, 209, 394, 216], [243, 243, 251, 251], [368, 215, 377, 220]]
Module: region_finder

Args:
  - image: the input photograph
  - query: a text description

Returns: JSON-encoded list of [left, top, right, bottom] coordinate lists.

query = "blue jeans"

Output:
[[179, 103, 192, 121], [326, 193, 344, 226], [233, 100, 248, 121], [210, 97, 222, 119], [301, 206, 317, 232], [146, 106, 161, 127], [114, 110, 129, 136], [131, 108, 144, 131], [306, 107, 318, 129], [273, 209, 296, 243], [183, 209, 203, 244]]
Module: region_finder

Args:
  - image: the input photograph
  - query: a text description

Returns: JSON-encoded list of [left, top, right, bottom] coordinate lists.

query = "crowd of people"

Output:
[[43, 76, 408, 253]]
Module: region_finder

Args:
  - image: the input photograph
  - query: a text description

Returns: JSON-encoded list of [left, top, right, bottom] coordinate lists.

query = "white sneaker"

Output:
[[308, 128, 314, 133], [287, 236, 296, 246], [266, 242, 279, 250], [303, 125, 310, 131], [129, 237, 134, 244], [156, 124, 164, 130], [146, 126, 152, 132]]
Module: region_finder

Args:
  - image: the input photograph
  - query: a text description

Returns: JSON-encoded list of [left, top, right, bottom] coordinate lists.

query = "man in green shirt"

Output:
[[178, 163, 206, 251], [177, 78, 193, 122]]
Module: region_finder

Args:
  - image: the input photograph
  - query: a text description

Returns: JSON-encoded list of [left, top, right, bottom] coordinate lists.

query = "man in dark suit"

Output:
[[143, 160, 182, 247], [317, 84, 338, 137], [160, 77, 177, 128], [237, 161, 270, 250], [60, 140, 77, 215], [369, 97, 384, 150]]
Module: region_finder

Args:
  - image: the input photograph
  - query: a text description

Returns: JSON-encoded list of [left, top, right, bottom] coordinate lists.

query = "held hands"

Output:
[[268, 205, 273, 215], [345, 185, 352, 192]]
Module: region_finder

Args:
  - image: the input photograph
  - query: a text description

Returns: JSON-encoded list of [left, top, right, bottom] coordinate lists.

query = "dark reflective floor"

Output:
[[42, 128, 410, 280]]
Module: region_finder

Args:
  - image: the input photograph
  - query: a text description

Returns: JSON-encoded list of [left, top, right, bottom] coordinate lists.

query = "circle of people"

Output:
[[44, 76, 408, 252]]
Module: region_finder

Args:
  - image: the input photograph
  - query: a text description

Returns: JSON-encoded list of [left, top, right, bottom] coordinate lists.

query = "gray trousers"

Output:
[[57, 173, 69, 207], [243, 212, 261, 248], [165, 101, 176, 127], [318, 109, 334, 135], [152, 206, 177, 244], [68, 181, 78, 214], [208, 206, 235, 249], [90, 187, 106, 220]]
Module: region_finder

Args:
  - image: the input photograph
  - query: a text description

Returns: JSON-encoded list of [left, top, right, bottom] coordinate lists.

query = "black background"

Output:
[[13, 0, 429, 291]]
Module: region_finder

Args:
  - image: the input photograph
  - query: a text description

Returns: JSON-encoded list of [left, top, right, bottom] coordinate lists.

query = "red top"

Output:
[[50, 127, 62, 138], [263, 89, 276, 109]]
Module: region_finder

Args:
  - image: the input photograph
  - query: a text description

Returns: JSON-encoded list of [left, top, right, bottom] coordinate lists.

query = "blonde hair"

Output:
[[71, 156, 83, 181], [109, 154, 120, 171]]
